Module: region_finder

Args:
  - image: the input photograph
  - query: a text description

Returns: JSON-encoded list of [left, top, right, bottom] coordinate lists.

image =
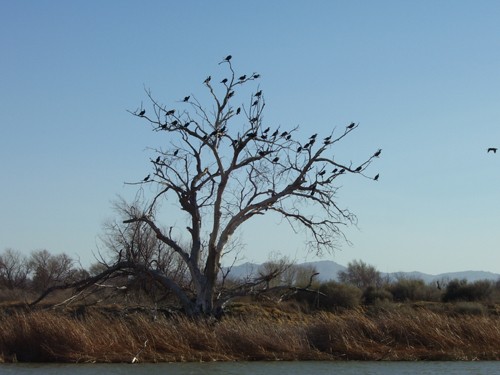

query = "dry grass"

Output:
[[1, 303, 500, 363]]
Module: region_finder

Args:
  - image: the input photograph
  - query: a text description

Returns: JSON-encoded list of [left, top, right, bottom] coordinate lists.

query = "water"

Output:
[[0, 361, 498, 375]]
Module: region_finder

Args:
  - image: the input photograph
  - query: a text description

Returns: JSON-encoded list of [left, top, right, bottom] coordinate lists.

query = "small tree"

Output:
[[0, 248, 31, 290], [29, 250, 76, 292], [33, 58, 380, 317], [338, 260, 383, 290]]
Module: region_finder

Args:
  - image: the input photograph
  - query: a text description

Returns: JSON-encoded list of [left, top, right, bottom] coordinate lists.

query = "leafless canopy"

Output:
[[33, 58, 381, 316]]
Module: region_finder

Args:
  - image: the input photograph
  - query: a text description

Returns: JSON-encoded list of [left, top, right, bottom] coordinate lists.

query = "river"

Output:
[[1, 361, 499, 375]]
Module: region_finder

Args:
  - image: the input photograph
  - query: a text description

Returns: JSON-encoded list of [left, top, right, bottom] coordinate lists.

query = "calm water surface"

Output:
[[1, 361, 499, 375]]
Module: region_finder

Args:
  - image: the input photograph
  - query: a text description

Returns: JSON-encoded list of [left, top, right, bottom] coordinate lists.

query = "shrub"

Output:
[[442, 279, 493, 303], [362, 286, 392, 305], [295, 281, 361, 311]]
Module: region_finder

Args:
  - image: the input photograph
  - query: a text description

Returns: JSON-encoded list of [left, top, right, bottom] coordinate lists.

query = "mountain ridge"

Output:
[[227, 260, 500, 283]]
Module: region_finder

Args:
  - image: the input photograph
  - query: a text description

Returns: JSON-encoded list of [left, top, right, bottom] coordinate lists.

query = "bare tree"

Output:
[[29, 250, 76, 292], [0, 248, 31, 290], [338, 260, 383, 290], [33, 58, 380, 317]]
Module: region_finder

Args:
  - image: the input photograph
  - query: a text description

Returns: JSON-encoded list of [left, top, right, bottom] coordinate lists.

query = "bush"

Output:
[[442, 279, 493, 303], [362, 286, 392, 305], [295, 281, 361, 311], [389, 278, 431, 302]]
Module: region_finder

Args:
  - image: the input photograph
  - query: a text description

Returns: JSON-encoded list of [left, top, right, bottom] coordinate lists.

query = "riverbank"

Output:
[[1, 302, 499, 363]]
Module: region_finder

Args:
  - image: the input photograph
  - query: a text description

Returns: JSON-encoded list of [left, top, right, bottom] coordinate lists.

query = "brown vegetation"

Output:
[[1, 302, 500, 363]]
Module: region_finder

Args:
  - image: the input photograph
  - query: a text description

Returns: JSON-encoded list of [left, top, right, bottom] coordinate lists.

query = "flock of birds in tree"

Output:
[[136, 55, 383, 186]]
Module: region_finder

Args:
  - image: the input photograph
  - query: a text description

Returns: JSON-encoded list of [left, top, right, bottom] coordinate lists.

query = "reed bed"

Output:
[[1, 304, 499, 363]]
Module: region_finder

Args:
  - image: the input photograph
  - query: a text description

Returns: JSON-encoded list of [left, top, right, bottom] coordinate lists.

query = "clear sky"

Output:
[[1, 1, 499, 275]]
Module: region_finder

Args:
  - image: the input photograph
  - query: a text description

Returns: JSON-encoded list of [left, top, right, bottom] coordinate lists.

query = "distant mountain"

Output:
[[226, 260, 500, 284]]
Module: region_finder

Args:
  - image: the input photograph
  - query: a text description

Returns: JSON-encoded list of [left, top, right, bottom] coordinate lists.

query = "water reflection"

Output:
[[1, 361, 498, 375]]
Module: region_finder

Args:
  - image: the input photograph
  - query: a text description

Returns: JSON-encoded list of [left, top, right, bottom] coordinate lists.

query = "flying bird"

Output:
[[183, 96, 190, 102], [138, 109, 146, 116], [487, 147, 498, 153], [374, 174, 379, 181]]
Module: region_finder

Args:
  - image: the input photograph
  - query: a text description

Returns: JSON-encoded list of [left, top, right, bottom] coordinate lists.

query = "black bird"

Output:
[[239, 75, 246, 81], [271, 130, 279, 138], [339, 168, 345, 174], [324, 135, 332, 141], [374, 149, 382, 157], [247, 132, 257, 138], [138, 109, 146, 116], [183, 121, 191, 127], [263, 127, 270, 133], [374, 174, 379, 181], [281, 131, 289, 137], [354, 166, 362, 172], [228, 91, 235, 98], [347, 122, 356, 129], [272, 157, 279, 163], [171, 120, 178, 126], [487, 147, 498, 153], [310, 133, 317, 140], [225, 55, 232, 61], [173, 149, 179, 156], [221, 78, 228, 84], [166, 109, 175, 116], [303, 142, 310, 149], [286, 134, 292, 140], [183, 96, 190, 102], [253, 73, 260, 79], [318, 170, 326, 176], [324, 139, 332, 145], [204, 76, 211, 84], [250, 117, 259, 123], [155, 156, 161, 163], [143, 174, 150, 182], [332, 168, 338, 173], [255, 90, 262, 97], [236, 107, 241, 115], [297, 146, 302, 152], [252, 100, 259, 106]]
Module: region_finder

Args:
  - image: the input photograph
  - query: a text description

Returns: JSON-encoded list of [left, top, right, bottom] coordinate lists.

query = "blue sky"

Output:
[[1, 1, 499, 274]]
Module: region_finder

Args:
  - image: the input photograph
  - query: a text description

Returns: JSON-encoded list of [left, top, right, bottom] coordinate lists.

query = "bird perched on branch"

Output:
[[166, 109, 175, 116], [236, 107, 241, 115], [138, 109, 145, 116], [374, 149, 382, 157], [374, 174, 379, 181], [487, 147, 498, 153], [255, 90, 262, 97], [224, 55, 232, 62], [204, 76, 211, 84], [354, 166, 362, 172], [183, 96, 190, 102], [221, 78, 228, 84], [239, 75, 246, 81], [347, 122, 356, 129], [143, 174, 150, 182], [272, 157, 279, 163]]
